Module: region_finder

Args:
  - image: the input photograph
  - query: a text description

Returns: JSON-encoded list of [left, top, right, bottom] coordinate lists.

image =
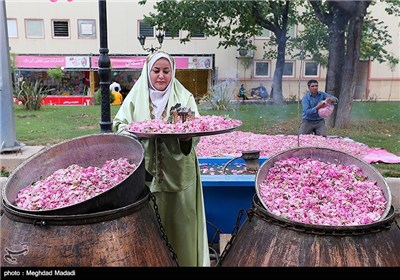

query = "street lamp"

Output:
[[98, 0, 112, 133], [138, 32, 164, 53]]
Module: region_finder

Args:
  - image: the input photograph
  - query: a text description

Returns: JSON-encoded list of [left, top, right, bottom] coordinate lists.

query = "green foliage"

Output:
[[141, 0, 296, 49], [289, 10, 329, 66], [95, 89, 115, 105], [200, 81, 235, 111], [360, 15, 399, 65], [14, 80, 54, 111], [1, 167, 10, 177], [47, 67, 64, 81], [293, 2, 399, 67], [9, 52, 17, 74]]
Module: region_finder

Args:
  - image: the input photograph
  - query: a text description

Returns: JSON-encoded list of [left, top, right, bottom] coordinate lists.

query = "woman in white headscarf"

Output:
[[113, 51, 210, 267]]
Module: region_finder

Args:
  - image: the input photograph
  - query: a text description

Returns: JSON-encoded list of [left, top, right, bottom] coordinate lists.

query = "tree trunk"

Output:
[[272, 34, 287, 105], [334, 1, 370, 129], [325, 12, 348, 128], [335, 15, 364, 128]]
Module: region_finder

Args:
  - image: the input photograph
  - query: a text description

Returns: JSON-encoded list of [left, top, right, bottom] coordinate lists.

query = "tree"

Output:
[[139, 0, 299, 105], [295, 0, 399, 129]]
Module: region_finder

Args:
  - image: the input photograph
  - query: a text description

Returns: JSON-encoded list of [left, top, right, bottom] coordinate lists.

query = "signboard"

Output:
[[91, 56, 213, 70], [15, 55, 90, 69], [15, 55, 213, 70], [42, 96, 92, 106]]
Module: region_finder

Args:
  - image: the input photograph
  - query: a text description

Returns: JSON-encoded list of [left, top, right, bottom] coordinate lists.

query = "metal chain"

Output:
[[217, 209, 247, 266], [149, 192, 179, 267]]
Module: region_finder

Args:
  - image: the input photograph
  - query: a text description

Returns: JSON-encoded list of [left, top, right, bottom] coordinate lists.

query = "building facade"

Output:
[[5, 0, 400, 104]]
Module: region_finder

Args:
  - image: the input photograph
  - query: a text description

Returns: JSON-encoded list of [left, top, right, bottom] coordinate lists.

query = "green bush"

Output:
[[200, 81, 235, 111], [13, 80, 54, 111], [95, 89, 115, 105], [47, 67, 64, 81]]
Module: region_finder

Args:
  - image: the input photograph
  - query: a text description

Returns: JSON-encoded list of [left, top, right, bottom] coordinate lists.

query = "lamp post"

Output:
[[138, 32, 164, 53], [98, 0, 112, 133]]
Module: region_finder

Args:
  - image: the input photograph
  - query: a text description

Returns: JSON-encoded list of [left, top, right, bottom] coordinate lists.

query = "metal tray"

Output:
[[129, 125, 241, 139]]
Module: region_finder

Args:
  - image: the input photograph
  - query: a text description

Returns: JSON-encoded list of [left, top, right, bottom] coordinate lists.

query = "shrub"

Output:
[[13, 80, 54, 111], [47, 67, 64, 81], [95, 89, 115, 105], [200, 81, 235, 111]]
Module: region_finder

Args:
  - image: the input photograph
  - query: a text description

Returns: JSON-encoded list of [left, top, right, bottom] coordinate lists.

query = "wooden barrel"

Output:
[[220, 147, 399, 267], [1, 189, 178, 267], [220, 195, 400, 267]]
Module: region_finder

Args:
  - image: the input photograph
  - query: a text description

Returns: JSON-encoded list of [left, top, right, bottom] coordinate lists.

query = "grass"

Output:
[[11, 101, 400, 177]]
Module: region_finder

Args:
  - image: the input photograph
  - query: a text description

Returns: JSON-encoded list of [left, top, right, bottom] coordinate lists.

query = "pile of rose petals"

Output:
[[125, 115, 242, 134], [15, 157, 137, 211], [196, 132, 370, 159], [318, 103, 334, 118], [258, 157, 387, 226]]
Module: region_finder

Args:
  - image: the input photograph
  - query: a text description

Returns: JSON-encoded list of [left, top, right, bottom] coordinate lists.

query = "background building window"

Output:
[[191, 31, 205, 38], [283, 62, 294, 77], [78, 19, 96, 39], [165, 29, 179, 39], [52, 20, 70, 38], [254, 61, 270, 77], [7, 19, 18, 38], [304, 61, 319, 77], [139, 21, 154, 37], [25, 19, 44, 38], [255, 28, 271, 39]]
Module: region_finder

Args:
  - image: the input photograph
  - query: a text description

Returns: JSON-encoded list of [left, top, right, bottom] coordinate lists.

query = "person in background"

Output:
[[257, 83, 269, 99], [299, 79, 338, 136], [238, 84, 249, 101], [113, 51, 210, 267], [250, 83, 269, 99], [109, 80, 121, 92], [111, 86, 123, 105]]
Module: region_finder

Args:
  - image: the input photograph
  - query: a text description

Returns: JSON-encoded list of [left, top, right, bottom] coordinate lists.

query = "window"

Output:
[[165, 29, 179, 39], [304, 61, 319, 77], [78, 19, 96, 39], [25, 19, 44, 38], [254, 61, 270, 77], [139, 21, 154, 37], [283, 62, 294, 77], [191, 31, 205, 38], [256, 28, 271, 39], [52, 20, 70, 38], [7, 19, 18, 38]]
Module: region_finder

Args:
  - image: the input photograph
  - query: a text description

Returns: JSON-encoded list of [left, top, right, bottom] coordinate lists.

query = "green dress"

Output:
[[113, 54, 210, 267]]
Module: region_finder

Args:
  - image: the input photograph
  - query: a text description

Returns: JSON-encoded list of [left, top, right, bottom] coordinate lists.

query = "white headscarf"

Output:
[[147, 52, 175, 119]]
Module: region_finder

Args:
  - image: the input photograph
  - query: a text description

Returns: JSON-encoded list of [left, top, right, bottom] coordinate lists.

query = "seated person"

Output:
[[250, 88, 261, 99], [238, 84, 249, 101], [258, 83, 269, 99], [251, 83, 269, 99]]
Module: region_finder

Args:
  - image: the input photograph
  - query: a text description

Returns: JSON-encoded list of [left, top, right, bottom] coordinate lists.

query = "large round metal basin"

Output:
[[255, 146, 392, 224], [3, 133, 145, 215]]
